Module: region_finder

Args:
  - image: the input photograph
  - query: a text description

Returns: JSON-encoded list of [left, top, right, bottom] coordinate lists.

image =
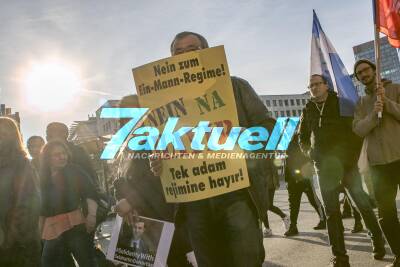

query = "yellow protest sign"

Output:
[[132, 46, 249, 202]]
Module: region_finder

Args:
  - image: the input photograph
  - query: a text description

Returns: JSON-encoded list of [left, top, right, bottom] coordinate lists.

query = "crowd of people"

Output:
[[0, 119, 102, 267], [0, 31, 399, 267]]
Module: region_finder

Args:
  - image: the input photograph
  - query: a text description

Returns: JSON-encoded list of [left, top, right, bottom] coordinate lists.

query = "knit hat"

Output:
[[354, 59, 376, 81]]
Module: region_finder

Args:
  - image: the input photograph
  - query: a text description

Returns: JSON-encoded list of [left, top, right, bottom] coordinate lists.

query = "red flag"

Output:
[[376, 0, 400, 47]]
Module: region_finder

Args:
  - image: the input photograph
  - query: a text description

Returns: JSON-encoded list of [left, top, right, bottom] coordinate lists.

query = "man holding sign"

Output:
[[353, 59, 400, 266], [148, 31, 276, 267]]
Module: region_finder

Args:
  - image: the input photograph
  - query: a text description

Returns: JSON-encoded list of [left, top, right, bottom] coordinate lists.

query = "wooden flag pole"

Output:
[[374, 0, 383, 119]]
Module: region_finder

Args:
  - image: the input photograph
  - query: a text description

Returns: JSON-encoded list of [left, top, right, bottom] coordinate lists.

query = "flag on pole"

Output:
[[374, 0, 400, 48], [310, 10, 359, 116]]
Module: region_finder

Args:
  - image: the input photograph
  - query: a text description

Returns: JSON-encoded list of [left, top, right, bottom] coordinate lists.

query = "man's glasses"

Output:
[[308, 82, 324, 89], [173, 45, 202, 55], [355, 66, 372, 77]]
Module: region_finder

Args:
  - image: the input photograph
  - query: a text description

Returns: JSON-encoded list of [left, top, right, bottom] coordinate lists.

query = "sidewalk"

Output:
[[263, 189, 399, 267]]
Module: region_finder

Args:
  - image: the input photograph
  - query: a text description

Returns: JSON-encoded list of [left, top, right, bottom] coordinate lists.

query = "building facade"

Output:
[[96, 100, 120, 138], [69, 116, 98, 143], [353, 36, 400, 92], [259, 92, 310, 118], [0, 104, 20, 124]]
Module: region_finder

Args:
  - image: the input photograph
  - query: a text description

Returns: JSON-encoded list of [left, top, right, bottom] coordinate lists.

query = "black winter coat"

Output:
[[298, 91, 362, 167]]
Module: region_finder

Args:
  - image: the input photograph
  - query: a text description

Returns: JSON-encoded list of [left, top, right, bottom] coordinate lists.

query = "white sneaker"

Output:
[[263, 227, 273, 237], [186, 251, 198, 267], [282, 215, 290, 231]]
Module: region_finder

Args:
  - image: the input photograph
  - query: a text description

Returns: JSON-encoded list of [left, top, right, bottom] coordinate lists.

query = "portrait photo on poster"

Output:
[[107, 215, 174, 267]]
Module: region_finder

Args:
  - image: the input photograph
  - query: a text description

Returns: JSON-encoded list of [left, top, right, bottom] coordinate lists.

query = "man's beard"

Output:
[[361, 76, 374, 86]]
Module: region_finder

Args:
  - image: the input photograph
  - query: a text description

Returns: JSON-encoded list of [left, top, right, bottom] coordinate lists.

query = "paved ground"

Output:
[[262, 188, 400, 267], [97, 187, 399, 267]]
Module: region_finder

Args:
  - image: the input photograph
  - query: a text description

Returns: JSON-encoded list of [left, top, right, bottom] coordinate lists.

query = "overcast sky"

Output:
[[0, 0, 375, 139]]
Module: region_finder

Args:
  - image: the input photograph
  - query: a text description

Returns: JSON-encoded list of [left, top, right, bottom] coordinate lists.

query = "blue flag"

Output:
[[310, 10, 359, 116]]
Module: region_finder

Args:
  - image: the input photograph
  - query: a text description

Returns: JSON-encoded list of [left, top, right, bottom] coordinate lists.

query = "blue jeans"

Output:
[[314, 156, 383, 259], [183, 192, 263, 267], [42, 224, 97, 267]]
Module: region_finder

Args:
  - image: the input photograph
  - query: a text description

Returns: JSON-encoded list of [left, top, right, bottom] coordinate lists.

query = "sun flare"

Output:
[[23, 60, 82, 111]]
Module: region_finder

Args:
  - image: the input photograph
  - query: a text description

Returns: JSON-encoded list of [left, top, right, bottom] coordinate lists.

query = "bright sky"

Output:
[[0, 0, 374, 140]]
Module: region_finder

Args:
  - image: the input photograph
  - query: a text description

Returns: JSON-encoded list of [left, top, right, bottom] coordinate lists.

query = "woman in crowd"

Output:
[[39, 140, 99, 267], [0, 117, 41, 267]]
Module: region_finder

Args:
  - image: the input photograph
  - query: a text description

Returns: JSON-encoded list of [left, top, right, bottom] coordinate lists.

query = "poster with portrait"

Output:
[[107, 215, 174, 267]]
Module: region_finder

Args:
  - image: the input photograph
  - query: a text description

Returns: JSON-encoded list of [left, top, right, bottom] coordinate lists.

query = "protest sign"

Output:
[[132, 46, 250, 202], [107, 216, 174, 267]]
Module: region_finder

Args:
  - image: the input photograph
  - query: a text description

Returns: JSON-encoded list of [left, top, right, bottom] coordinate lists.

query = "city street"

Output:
[[97, 184, 400, 267], [263, 188, 399, 267]]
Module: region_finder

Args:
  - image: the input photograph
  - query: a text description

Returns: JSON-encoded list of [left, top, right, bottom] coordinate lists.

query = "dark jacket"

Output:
[[67, 142, 100, 189], [285, 135, 313, 183], [0, 156, 41, 266], [230, 76, 276, 220], [298, 91, 362, 167], [265, 159, 279, 190], [40, 163, 99, 217], [113, 153, 192, 262], [114, 152, 175, 222]]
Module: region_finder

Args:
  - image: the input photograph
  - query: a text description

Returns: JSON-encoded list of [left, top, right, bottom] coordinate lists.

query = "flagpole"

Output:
[[374, 0, 383, 119]]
